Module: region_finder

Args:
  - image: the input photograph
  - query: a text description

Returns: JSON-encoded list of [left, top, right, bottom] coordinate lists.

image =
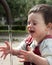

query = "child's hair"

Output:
[[28, 4, 52, 25]]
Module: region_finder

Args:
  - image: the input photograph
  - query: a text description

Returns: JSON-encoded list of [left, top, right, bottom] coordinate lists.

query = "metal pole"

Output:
[[0, 0, 13, 65], [8, 25, 13, 65]]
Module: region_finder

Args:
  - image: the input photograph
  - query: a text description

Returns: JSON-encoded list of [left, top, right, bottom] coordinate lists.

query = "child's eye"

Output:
[[33, 23, 36, 25], [27, 21, 36, 25]]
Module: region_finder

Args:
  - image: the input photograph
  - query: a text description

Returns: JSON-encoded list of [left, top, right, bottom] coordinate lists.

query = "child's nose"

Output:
[[27, 24, 33, 29], [29, 23, 33, 27]]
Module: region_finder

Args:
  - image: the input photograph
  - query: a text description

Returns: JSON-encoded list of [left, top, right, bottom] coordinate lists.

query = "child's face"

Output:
[[27, 13, 48, 40]]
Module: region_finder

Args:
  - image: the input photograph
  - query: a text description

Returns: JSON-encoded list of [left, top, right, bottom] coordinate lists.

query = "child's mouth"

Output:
[[29, 30, 35, 34]]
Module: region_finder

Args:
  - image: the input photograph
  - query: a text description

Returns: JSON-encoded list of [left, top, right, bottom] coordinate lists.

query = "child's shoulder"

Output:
[[41, 35, 52, 43], [40, 35, 52, 52], [40, 35, 52, 49], [43, 35, 52, 43]]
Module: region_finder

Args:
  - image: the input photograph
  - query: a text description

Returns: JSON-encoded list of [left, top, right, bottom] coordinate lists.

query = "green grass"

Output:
[[0, 30, 28, 36], [0, 30, 25, 32], [0, 30, 27, 33]]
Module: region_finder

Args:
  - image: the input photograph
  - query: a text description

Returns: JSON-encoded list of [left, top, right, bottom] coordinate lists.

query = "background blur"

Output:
[[0, 0, 52, 65]]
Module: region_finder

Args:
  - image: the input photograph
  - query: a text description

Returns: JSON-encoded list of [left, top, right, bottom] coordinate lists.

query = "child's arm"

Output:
[[18, 46, 49, 65], [0, 35, 33, 59], [0, 41, 22, 59]]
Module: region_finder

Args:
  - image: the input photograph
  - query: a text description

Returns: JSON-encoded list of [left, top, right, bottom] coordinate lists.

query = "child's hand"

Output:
[[0, 41, 10, 59], [18, 46, 34, 62]]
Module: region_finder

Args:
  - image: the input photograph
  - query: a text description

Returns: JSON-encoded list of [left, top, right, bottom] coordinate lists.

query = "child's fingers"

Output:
[[19, 59, 25, 62], [0, 52, 7, 59], [19, 50, 27, 55], [0, 49, 5, 51], [17, 55, 24, 59], [0, 47, 6, 52], [0, 47, 5, 49], [5, 41, 10, 48], [3, 54, 7, 59], [0, 53, 4, 58]]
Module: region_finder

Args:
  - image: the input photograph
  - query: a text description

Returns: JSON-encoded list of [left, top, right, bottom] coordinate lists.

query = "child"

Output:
[[0, 4, 52, 65], [18, 4, 52, 65]]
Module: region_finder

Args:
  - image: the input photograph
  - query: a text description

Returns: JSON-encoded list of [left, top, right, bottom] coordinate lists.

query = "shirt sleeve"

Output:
[[16, 40, 35, 50], [40, 39, 52, 65], [13, 40, 35, 51]]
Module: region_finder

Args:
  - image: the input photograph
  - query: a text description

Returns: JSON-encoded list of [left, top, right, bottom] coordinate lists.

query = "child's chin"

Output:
[[31, 34, 36, 38], [30, 34, 34, 37]]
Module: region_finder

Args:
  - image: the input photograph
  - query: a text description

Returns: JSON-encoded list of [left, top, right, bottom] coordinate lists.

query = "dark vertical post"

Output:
[[0, 0, 13, 25]]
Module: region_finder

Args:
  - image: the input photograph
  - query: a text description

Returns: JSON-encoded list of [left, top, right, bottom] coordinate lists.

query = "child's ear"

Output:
[[47, 23, 52, 29]]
